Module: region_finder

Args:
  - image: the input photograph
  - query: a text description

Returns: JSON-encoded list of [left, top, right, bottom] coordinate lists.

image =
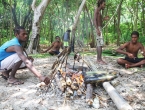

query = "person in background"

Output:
[[43, 36, 63, 55], [94, 0, 109, 64], [62, 29, 71, 48], [0, 26, 50, 85], [116, 31, 145, 69]]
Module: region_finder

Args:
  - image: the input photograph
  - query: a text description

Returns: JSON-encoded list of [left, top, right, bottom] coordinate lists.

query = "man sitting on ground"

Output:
[[0, 26, 50, 85], [116, 31, 145, 69], [43, 36, 63, 55]]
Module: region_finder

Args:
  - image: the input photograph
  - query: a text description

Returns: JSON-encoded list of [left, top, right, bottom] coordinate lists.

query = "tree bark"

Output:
[[71, 0, 86, 52], [85, 5, 95, 48], [116, 0, 123, 46], [27, 0, 51, 54]]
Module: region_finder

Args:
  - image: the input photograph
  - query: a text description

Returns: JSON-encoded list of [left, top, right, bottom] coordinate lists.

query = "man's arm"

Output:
[[6, 46, 45, 79], [43, 43, 54, 53], [15, 46, 44, 78], [116, 42, 134, 58], [139, 43, 145, 57], [103, 16, 109, 21], [94, 8, 101, 36], [94, 8, 99, 30]]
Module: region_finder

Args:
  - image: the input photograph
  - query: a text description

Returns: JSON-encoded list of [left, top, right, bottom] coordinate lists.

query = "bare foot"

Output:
[[8, 78, 24, 85], [97, 60, 107, 65], [125, 64, 130, 69], [1, 71, 9, 80], [140, 65, 143, 68]]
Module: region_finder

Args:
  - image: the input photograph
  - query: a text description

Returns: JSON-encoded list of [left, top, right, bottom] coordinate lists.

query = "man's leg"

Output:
[[96, 41, 106, 64], [117, 58, 133, 65], [1, 53, 26, 84], [97, 46, 102, 61], [48, 50, 55, 55], [1, 69, 11, 80], [127, 59, 145, 68], [117, 58, 135, 69], [8, 60, 24, 84]]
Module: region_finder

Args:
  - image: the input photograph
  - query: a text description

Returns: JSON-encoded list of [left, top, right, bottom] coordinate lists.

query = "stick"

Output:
[[86, 83, 93, 105]]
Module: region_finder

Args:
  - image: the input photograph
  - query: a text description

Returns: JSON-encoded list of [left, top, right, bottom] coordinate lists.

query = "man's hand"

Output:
[[141, 51, 145, 57], [41, 50, 47, 53], [96, 29, 101, 36], [127, 53, 135, 59], [104, 16, 109, 21]]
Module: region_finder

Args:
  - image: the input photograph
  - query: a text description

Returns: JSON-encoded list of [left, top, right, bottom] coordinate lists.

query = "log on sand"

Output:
[[103, 82, 133, 110], [86, 83, 93, 105], [55, 74, 66, 92]]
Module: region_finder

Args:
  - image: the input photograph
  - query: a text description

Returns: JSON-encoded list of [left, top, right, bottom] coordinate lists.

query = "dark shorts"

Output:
[[49, 50, 60, 55], [51, 50, 60, 55], [124, 57, 145, 63]]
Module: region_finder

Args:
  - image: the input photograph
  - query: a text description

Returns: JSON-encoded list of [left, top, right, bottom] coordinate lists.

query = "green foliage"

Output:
[[29, 53, 51, 58], [0, 0, 145, 49]]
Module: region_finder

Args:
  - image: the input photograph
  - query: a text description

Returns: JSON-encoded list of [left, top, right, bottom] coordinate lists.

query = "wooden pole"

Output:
[[103, 82, 133, 110]]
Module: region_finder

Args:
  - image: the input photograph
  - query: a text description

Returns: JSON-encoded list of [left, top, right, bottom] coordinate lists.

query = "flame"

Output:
[[71, 73, 84, 85]]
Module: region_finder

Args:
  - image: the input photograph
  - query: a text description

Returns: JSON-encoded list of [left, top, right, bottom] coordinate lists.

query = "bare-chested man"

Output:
[[43, 36, 63, 55], [0, 26, 50, 85], [116, 31, 145, 69], [94, 0, 109, 64]]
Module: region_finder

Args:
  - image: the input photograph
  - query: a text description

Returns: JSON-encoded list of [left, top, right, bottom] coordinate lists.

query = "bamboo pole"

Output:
[[103, 82, 133, 110]]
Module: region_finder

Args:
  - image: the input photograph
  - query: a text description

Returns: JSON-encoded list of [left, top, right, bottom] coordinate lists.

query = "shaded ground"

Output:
[[0, 54, 145, 110]]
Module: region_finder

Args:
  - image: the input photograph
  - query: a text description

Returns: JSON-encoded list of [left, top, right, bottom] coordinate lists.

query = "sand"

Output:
[[0, 55, 144, 110]]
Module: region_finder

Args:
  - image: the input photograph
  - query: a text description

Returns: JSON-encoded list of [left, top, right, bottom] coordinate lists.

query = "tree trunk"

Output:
[[71, 0, 86, 52], [140, 0, 145, 36], [85, 5, 95, 48], [133, 0, 139, 31], [116, 0, 123, 46], [27, 0, 51, 54]]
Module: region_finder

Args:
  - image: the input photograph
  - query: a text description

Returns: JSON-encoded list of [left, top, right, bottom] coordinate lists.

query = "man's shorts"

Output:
[[124, 57, 145, 63], [94, 27, 104, 47], [63, 41, 69, 47], [52, 50, 60, 55], [0, 53, 26, 70]]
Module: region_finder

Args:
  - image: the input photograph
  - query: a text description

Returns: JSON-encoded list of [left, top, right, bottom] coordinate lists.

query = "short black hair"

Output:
[[13, 26, 25, 34], [97, 0, 105, 7], [55, 36, 60, 39], [67, 29, 71, 32], [131, 31, 139, 37]]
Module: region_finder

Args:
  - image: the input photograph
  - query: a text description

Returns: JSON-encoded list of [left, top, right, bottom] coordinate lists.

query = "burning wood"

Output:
[[48, 49, 123, 108]]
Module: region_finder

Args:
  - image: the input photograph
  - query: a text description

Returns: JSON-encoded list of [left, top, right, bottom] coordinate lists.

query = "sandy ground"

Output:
[[0, 55, 145, 110]]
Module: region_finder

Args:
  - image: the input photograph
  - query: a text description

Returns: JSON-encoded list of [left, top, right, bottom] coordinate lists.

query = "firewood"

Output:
[[66, 76, 72, 86], [55, 74, 66, 92], [59, 77, 66, 88], [86, 84, 93, 105], [58, 69, 66, 78], [77, 89, 82, 96], [71, 79, 79, 90], [57, 48, 67, 58], [66, 87, 73, 95]]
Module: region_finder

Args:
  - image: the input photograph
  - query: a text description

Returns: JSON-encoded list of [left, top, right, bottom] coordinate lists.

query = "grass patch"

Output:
[[29, 53, 52, 58], [28, 50, 135, 59]]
